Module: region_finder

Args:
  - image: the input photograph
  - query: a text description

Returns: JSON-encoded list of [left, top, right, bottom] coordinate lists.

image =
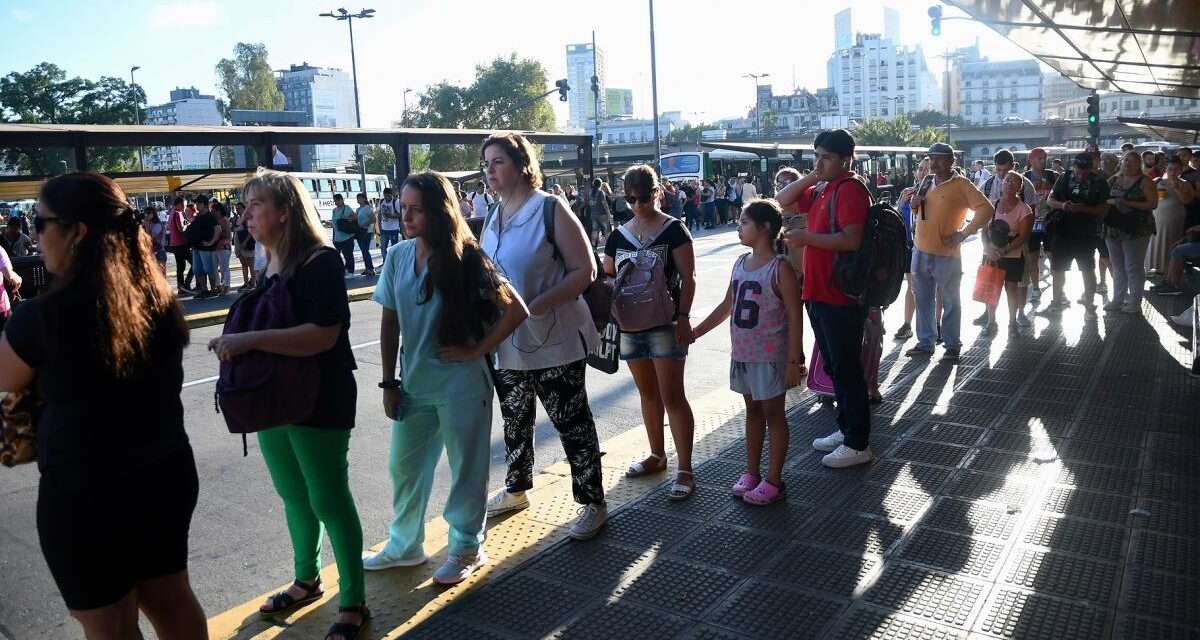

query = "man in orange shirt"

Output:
[[907, 143, 995, 361]]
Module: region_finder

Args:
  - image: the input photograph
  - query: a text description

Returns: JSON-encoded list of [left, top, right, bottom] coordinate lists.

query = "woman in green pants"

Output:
[[208, 170, 367, 640]]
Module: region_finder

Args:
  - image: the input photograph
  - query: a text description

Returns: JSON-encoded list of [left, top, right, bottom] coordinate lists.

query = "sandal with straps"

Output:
[[259, 578, 323, 618], [625, 453, 667, 478], [325, 604, 371, 640], [668, 470, 696, 501]]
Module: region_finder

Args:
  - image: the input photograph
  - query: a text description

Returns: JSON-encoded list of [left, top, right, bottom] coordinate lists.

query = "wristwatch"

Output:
[[378, 380, 402, 390]]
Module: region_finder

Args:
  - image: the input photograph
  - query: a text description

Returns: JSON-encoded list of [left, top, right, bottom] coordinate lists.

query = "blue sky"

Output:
[[1, 0, 1038, 127]]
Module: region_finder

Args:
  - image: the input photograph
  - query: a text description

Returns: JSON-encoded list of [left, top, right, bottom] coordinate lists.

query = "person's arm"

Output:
[[691, 280, 733, 340], [776, 259, 806, 386], [602, 253, 616, 278], [440, 281, 530, 361], [205, 221, 221, 246], [775, 171, 822, 209], [785, 182, 866, 251], [957, 184, 996, 238], [208, 323, 341, 362], [1117, 179, 1159, 211], [1177, 180, 1196, 206], [379, 306, 402, 419], [671, 238, 697, 346], [0, 335, 33, 392], [3, 263, 23, 293], [526, 199, 596, 316]]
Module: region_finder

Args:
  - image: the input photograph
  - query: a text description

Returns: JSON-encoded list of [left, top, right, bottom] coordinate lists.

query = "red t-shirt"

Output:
[[796, 172, 870, 306]]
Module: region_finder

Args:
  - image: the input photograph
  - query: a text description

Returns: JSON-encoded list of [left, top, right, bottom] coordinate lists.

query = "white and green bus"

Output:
[[287, 172, 390, 223]]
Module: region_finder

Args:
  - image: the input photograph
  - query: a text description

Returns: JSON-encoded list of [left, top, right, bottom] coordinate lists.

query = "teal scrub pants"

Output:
[[382, 390, 493, 558]]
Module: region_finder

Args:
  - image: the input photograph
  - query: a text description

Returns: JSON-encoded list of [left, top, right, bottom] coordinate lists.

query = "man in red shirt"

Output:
[[777, 129, 874, 468]]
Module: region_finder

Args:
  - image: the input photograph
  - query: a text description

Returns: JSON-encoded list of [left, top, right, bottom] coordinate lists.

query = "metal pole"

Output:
[[130, 66, 144, 171], [592, 31, 600, 172], [347, 16, 367, 190], [649, 0, 661, 171]]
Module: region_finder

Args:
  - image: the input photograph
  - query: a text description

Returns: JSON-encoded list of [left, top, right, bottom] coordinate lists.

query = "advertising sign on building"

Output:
[[606, 89, 633, 117]]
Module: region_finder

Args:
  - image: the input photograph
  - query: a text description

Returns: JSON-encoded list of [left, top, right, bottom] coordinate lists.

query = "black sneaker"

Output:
[[942, 347, 961, 361], [972, 312, 989, 326], [893, 324, 913, 340], [905, 346, 934, 358]]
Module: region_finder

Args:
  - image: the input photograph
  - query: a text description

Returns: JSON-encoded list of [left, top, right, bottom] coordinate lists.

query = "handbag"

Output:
[[1104, 176, 1150, 235], [972, 262, 1006, 306], [0, 389, 41, 467]]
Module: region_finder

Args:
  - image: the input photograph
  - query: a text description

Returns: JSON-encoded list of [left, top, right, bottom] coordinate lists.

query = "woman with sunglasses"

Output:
[[604, 165, 698, 500]]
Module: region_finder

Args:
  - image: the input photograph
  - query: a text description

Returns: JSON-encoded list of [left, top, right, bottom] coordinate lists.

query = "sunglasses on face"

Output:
[[624, 193, 655, 205], [34, 216, 68, 234]]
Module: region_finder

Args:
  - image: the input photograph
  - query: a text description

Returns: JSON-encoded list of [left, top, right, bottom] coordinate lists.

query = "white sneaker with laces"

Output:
[[569, 503, 607, 540], [821, 445, 875, 468], [812, 430, 845, 453], [432, 550, 488, 585], [485, 489, 529, 517], [361, 549, 428, 571]]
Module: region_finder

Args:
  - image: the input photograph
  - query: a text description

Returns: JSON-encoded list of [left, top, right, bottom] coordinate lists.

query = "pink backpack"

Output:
[[611, 221, 676, 333]]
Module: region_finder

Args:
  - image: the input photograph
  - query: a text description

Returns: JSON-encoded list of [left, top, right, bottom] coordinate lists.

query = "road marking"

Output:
[[182, 339, 382, 388]]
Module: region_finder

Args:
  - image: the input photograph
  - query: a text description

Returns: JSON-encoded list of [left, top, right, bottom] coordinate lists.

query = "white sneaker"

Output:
[[432, 550, 488, 585], [812, 430, 845, 453], [485, 489, 529, 517], [569, 503, 607, 540], [822, 445, 875, 468], [362, 549, 428, 571]]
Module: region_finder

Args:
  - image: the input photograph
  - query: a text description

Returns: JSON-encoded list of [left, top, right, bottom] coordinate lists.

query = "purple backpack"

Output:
[[215, 248, 327, 453], [611, 221, 676, 333]]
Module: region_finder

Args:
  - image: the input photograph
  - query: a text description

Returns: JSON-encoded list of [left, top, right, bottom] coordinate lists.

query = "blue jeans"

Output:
[[807, 302, 871, 451], [355, 230, 375, 272], [702, 202, 717, 227], [911, 250, 963, 350], [380, 229, 401, 254]]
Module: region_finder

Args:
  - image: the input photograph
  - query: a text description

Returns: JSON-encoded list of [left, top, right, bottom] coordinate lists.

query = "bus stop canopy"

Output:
[[699, 142, 957, 157], [1117, 116, 1200, 146], [944, 0, 1200, 98], [0, 169, 256, 201]]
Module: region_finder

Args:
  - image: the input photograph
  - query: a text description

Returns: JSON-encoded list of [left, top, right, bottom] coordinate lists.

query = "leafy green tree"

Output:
[[364, 144, 395, 177], [0, 62, 143, 173], [667, 122, 715, 144], [907, 109, 965, 129], [853, 116, 951, 148], [215, 43, 284, 116]]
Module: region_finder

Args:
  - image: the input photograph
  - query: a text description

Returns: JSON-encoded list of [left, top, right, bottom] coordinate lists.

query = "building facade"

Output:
[[826, 33, 941, 121], [1042, 73, 1092, 112], [144, 88, 223, 171], [566, 43, 606, 128], [1044, 92, 1200, 121], [275, 62, 358, 172], [958, 58, 1042, 125], [757, 86, 842, 133], [589, 111, 682, 145]]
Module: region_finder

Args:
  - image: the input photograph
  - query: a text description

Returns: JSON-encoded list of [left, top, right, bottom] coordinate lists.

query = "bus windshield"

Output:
[[660, 154, 701, 177]]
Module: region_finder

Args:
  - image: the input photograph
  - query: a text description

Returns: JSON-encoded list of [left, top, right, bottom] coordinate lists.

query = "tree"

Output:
[[853, 116, 951, 148], [407, 54, 557, 171], [666, 122, 715, 145], [215, 43, 283, 116], [0, 62, 144, 173], [907, 109, 965, 129]]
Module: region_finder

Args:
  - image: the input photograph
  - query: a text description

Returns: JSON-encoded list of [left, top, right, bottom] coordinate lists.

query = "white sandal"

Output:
[[668, 470, 695, 501], [625, 453, 667, 478]]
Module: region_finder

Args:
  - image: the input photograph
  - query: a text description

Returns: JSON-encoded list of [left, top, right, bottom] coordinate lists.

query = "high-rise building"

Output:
[[275, 62, 357, 171], [827, 33, 941, 121], [883, 7, 900, 44], [943, 42, 983, 116], [834, 9, 853, 51], [959, 58, 1042, 124], [566, 43, 606, 128], [144, 88, 223, 171]]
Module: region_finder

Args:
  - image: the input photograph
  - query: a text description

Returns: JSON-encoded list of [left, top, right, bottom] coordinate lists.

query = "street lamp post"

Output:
[[649, 0, 661, 171], [130, 65, 144, 171], [743, 72, 769, 137], [319, 7, 375, 189], [402, 88, 412, 123]]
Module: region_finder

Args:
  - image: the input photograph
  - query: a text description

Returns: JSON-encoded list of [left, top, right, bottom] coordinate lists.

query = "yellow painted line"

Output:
[[184, 286, 377, 329], [206, 384, 772, 639]]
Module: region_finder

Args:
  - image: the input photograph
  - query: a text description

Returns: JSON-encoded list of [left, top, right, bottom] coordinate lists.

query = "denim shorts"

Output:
[[619, 324, 688, 361], [192, 249, 214, 276]]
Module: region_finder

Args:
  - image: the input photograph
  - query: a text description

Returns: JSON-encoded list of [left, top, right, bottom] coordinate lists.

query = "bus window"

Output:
[[326, 179, 338, 195], [306, 179, 319, 194]]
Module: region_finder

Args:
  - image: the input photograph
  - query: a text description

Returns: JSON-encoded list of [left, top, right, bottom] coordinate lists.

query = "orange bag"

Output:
[[972, 262, 1005, 306]]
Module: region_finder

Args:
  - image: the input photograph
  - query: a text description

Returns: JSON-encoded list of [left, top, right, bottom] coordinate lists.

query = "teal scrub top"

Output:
[[372, 240, 492, 400], [332, 204, 356, 242]]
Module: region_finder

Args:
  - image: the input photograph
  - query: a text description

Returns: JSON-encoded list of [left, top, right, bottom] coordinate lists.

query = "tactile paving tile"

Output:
[[872, 417, 925, 438], [1030, 373, 1089, 389], [1057, 440, 1142, 468], [670, 523, 782, 575], [1023, 514, 1126, 562], [1113, 614, 1200, 640], [603, 507, 703, 550], [1016, 385, 1079, 402], [1138, 500, 1200, 538], [645, 483, 738, 522], [839, 484, 932, 522], [1140, 472, 1200, 504], [760, 543, 879, 596], [866, 460, 953, 493], [783, 467, 861, 504], [453, 572, 596, 637], [1057, 463, 1139, 494], [1070, 423, 1146, 448], [829, 606, 968, 640], [613, 558, 743, 620], [975, 587, 1107, 639], [940, 390, 1011, 412], [1131, 530, 1200, 577], [1002, 548, 1118, 604], [924, 497, 1020, 540], [805, 511, 907, 556], [1088, 391, 1152, 411], [1146, 432, 1200, 454], [890, 440, 972, 468], [943, 471, 1030, 506], [677, 624, 754, 639], [1122, 569, 1200, 625], [695, 458, 753, 489], [1007, 398, 1077, 419], [709, 579, 846, 640], [873, 401, 929, 419], [959, 378, 1020, 396], [553, 600, 691, 640], [862, 563, 985, 629], [981, 430, 1049, 453], [399, 615, 512, 640], [899, 527, 1006, 579], [914, 422, 985, 447], [1146, 451, 1200, 477], [973, 367, 1030, 383], [926, 405, 996, 428], [718, 500, 815, 537], [1042, 486, 1132, 525], [966, 449, 1041, 478], [526, 539, 650, 592]]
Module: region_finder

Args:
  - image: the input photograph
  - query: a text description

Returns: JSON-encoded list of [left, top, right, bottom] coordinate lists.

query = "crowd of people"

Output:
[[2, 127, 1198, 640]]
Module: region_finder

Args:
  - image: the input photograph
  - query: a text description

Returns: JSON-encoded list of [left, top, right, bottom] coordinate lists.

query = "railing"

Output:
[[11, 255, 51, 300]]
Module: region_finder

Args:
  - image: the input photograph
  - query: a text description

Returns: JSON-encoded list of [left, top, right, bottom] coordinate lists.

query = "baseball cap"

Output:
[[927, 142, 954, 157]]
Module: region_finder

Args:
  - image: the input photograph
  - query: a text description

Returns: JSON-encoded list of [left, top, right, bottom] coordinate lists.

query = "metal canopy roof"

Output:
[[699, 142, 957, 156], [0, 170, 257, 201], [944, 1, 1200, 98], [1117, 116, 1200, 145]]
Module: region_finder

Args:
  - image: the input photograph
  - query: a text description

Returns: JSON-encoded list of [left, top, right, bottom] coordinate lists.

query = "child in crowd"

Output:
[[693, 199, 804, 505]]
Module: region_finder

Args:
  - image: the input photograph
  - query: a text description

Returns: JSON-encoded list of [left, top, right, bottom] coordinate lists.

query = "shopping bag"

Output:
[[807, 347, 836, 398], [972, 262, 1005, 306], [586, 320, 620, 374]]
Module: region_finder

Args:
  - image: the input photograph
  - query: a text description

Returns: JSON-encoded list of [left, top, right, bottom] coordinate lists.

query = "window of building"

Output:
[[1010, 103, 1017, 113], [983, 104, 990, 115]]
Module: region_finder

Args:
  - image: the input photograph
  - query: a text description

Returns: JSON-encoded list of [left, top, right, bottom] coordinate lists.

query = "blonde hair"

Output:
[[241, 169, 328, 278]]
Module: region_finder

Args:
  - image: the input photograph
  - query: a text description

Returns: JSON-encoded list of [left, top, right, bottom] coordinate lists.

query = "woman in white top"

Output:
[[477, 133, 608, 541]]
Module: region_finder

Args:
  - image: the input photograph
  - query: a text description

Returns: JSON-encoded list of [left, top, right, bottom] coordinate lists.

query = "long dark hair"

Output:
[[38, 173, 188, 375], [402, 171, 511, 347]]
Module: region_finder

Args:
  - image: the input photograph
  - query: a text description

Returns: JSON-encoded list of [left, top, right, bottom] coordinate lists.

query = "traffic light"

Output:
[[928, 5, 942, 36], [1086, 93, 1100, 140], [555, 79, 570, 102], [591, 75, 600, 96]]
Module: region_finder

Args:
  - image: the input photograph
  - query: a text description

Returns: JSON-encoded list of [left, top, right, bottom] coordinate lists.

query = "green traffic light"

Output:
[[932, 25, 941, 36], [1088, 114, 1097, 124]]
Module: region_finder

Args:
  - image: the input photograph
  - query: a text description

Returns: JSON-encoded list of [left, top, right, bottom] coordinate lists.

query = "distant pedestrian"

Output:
[[377, 187, 403, 251], [142, 206, 167, 274], [1, 216, 34, 258], [1046, 153, 1111, 309], [700, 179, 717, 228], [0, 172, 205, 639], [589, 178, 614, 244], [331, 193, 358, 276], [1103, 151, 1158, 315], [166, 196, 194, 293], [0, 244, 21, 332], [355, 193, 377, 277], [212, 201, 232, 295], [188, 195, 220, 299], [233, 208, 256, 290]]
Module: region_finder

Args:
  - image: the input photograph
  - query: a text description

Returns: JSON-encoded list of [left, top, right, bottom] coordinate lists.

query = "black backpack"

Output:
[[825, 178, 907, 309]]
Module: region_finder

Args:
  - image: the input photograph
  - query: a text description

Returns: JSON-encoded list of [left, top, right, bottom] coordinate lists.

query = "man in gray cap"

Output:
[[906, 143, 994, 361]]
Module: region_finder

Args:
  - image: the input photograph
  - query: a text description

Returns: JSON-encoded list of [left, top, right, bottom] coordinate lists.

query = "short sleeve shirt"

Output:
[[356, 204, 374, 229], [794, 173, 870, 306], [0, 246, 11, 315], [1051, 171, 1110, 236], [604, 217, 693, 328], [331, 204, 356, 242]]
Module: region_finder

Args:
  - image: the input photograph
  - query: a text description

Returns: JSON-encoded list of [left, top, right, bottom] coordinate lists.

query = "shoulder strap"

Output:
[[826, 177, 873, 233], [542, 195, 560, 263], [483, 201, 500, 234], [616, 224, 640, 247]]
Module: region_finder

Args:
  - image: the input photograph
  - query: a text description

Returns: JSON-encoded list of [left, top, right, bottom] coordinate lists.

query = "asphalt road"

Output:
[[0, 225, 752, 640]]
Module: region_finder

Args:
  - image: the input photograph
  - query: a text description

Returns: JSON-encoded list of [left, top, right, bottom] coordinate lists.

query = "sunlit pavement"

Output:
[[202, 235, 1200, 639]]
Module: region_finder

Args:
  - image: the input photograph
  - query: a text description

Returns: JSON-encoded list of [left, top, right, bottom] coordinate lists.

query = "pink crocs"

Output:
[[731, 472, 760, 497], [743, 479, 785, 506]]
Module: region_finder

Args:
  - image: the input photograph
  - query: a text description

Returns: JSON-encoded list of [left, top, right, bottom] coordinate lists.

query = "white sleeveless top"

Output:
[[480, 191, 600, 371], [730, 254, 788, 363]]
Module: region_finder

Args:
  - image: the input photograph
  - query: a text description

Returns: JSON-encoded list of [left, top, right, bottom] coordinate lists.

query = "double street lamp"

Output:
[[319, 7, 375, 187], [743, 72, 769, 137]]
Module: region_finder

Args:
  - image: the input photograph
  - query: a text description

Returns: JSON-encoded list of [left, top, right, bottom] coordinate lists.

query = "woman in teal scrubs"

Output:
[[365, 171, 528, 585]]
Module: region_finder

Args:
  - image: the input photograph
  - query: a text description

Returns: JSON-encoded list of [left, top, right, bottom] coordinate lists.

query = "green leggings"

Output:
[[258, 425, 364, 607]]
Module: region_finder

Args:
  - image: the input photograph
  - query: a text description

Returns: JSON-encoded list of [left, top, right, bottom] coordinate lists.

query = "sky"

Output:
[[0, 0, 1045, 128]]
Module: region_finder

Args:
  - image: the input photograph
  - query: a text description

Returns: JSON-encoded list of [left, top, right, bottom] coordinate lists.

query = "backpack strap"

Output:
[[542, 195, 560, 263], [826, 176, 873, 234]]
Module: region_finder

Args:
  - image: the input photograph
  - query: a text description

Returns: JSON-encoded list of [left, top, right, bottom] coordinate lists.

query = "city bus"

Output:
[[287, 171, 390, 223], [659, 150, 765, 183]]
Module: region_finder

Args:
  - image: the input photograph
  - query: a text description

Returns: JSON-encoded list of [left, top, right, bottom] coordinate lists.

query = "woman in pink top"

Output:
[[693, 199, 804, 506], [985, 172, 1034, 333], [0, 245, 23, 332]]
